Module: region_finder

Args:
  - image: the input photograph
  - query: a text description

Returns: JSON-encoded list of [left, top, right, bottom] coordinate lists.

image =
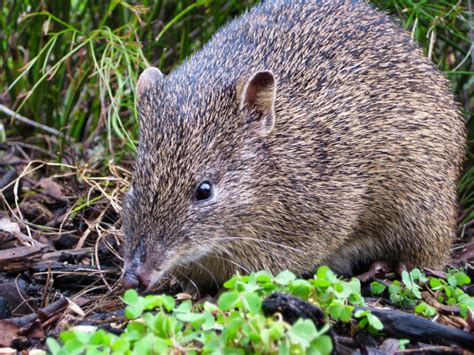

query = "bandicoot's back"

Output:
[[122, 0, 466, 292]]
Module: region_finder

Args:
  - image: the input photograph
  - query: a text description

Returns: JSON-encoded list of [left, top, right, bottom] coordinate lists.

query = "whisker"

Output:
[[170, 275, 186, 293], [190, 259, 220, 290], [174, 268, 200, 298], [148, 274, 170, 294], [207, 241, 253, 273], [208, 254, 252, 274], [216, 236, 304, 253]]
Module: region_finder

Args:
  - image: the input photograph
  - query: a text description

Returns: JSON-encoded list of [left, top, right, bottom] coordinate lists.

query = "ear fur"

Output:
[[136, 67, 163, 101], [239, 70, 276, 136]]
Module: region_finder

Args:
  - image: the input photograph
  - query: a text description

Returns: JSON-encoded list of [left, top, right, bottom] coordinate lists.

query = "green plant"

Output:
[[429, 269, 474, 318], [399, 339, 410, 350], [353, 309, 384, 332], [414, 302, 437, 318], [48, 266, 474, 353], [370, 269, 428, 307], [47, 266, 381, 354], [223, 266, 377, 330], [389, 269, 427, 306], [370, 268, 474, 319]]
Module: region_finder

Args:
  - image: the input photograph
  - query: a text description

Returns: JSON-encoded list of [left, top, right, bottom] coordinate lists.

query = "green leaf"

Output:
[[125, 302, 145, 320], [288, 279, 313, 299], [242, 277, 261, 293], [175, 311, 204, 323], [288, 319, 318, 348], [242, 292, 262, 314], [317, 266, 338, 283], [447, 275, 457, 287], [355, 309, 382, 331], [64, 339, 86, 354], [389, 281, 402, 293], [340, 305, 354, 322], [72, 331, 92, 344], [218, 291, 240, 311], [275, 270, 296, 285], [358, 317, 368, 329], [89, 329, 111, 346], [46, 338, 61, 355], [84, 347, 104, 355], [349, 278, 362, 295], [123, 289, 139, 305], [313, 279, 330, 289], [133, 334, 153, 354], [410, 269, 424, 282], [354, 310, 368, 318], [151, 336, 170, 353], [316, 266, 331, 279], [329, 304, 344, 320], [223, 347, 246, 354], [126, 321, 146, 336], [143, 295, 162, 311], [111, 338, 130, 352], [415, 302, 436, 317], [175, 300, 192, 313], [260, 328, 271, 353], [455, 272, 471, 286], [59, 330, 77, 342], [399, 339, 410, 350], [415, 303, 426, 313], [223, 276, 238, 290], [367, 313, 383, 330], [201, 311, 217, 331], [370, 281, 386, 295], [447, 297, 457, 305], [269, 321, 285, 340], [459, 304, 469, 318], [279, 338, 290, 355], [308, 335, 333, 355], [429, 278, 443, 290], [401, 271, 413, 288], [254, 270, 273, 283]]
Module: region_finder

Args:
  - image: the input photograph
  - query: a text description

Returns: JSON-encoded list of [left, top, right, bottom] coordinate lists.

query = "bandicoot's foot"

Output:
[[355, 261, 410, 282], [355, 261, 391, 282]]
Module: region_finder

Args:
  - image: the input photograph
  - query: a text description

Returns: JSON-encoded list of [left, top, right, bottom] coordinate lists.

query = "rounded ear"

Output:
[[239, 70, 276, 136], [136, 67, 163, 101]]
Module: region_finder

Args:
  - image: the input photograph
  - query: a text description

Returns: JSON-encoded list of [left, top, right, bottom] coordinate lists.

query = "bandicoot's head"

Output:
[[121, 67, 281, 292]]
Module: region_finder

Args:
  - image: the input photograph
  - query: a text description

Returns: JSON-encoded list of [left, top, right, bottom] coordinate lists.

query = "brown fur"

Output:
[[122, 0, 466, 292]]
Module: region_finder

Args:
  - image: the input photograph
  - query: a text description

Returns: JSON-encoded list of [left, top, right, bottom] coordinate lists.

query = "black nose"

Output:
[[122, 265, 151, 291]]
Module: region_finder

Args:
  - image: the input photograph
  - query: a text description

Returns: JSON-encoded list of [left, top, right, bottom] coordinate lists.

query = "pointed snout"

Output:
[[122, 264, 152, 292]]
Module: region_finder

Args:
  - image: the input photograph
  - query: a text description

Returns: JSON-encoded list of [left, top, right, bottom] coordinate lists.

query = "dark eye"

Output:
[[195, 181, 213, 201]]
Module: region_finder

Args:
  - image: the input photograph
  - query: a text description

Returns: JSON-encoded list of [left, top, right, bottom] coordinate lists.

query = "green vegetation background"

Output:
[[1, 0, 473, 225]]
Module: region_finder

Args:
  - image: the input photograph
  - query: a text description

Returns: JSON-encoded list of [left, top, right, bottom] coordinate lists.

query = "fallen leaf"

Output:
[[0, 218, 20, 234], [29, 350, 47, 355], [67, 298, 85, 317], [176, 293, 193, 300], [0, 218, 44, 247], [39, 178, 66, 201]]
